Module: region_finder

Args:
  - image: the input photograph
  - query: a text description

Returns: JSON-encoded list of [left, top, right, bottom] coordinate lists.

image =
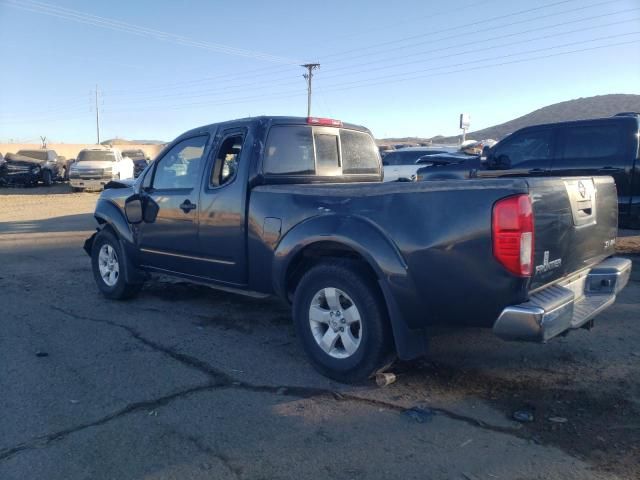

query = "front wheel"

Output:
[[42, 169, 53, 186], [293, 261, 394, 383], [91, 229, 142, 300]]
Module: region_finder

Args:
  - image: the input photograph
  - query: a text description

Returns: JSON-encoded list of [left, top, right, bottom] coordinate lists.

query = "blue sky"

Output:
[[0, 0, 639, 143]]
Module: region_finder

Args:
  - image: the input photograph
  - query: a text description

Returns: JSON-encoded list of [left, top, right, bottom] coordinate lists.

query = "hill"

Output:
[[430, 94, 640, 143]]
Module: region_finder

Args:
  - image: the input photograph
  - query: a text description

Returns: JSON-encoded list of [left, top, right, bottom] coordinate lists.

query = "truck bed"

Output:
[[249, 176, 618, 330]]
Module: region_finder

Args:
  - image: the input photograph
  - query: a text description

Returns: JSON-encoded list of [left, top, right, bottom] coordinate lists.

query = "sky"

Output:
[[0, 0, 639, 143]]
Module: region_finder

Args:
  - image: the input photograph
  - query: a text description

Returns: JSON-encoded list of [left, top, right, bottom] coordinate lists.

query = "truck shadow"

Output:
[[0, 213, 95, 234], [0, 183, 78, 195]]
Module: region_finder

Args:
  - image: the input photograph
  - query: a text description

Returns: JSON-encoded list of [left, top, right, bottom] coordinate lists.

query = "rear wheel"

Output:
[[293, 261, 394, 383], [91, 229, 142, 300]]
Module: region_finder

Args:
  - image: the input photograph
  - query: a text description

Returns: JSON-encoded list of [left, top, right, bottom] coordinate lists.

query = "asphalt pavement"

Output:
[[1, 186, 638, 480]]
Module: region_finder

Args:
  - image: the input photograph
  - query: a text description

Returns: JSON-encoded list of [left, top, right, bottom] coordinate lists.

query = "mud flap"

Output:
[[83, 231, 97, 256], [378, 279, 429, 360]]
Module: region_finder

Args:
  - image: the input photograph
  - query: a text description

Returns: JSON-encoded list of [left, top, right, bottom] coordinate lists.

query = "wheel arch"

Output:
[[94, 199, 135, 245], [273, 215, 427, 360]]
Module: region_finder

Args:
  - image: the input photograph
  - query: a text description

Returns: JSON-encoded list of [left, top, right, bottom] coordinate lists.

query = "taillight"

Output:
[[492, 194, 534, 277], [307, 117, 343, 127]]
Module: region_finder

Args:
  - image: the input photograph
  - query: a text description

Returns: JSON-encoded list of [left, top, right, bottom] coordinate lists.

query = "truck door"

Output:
[[193, 128, 249, 286], [137, 135, 209, 275], [550, 120, 634, 218], [478, 128, 553, 179]]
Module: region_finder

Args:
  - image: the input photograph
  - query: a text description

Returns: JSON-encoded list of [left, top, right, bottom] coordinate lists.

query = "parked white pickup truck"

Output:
[[69, 147, 134, 191]]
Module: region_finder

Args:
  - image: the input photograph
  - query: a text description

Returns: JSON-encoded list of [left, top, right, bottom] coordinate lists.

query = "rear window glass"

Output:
[[77, 150, 116, 162], [560, 124, 624, 159], [17, 150, 47, 160], [314, 133, 340, 174], [264, 126, 379, 176], [264, 126, 314, 175], [341, 129, 379, 174]]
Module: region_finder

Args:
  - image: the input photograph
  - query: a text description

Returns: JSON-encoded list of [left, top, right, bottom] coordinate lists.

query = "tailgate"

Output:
[[528, 176, 618, 291]]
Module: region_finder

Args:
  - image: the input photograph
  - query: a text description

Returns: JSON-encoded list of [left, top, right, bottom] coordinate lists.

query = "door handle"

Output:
[[598, 166, 621, 172], [179, 199, 197, 213]]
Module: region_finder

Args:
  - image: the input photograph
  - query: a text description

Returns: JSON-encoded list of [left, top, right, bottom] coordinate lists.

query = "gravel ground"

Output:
[[1, 184, 639, 480]]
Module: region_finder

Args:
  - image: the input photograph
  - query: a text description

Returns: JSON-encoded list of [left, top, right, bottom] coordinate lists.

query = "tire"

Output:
[[42, 169, 53, 186], [72, 187, 84, 192], [293, 260, 394, 383], [91, 229, 142, 300]]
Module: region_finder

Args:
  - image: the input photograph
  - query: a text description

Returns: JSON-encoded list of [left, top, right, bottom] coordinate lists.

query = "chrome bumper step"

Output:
[[493, 257, 632, 342]]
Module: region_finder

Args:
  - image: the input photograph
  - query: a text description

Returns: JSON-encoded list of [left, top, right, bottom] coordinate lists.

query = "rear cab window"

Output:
[[263, 124, 380, 179]]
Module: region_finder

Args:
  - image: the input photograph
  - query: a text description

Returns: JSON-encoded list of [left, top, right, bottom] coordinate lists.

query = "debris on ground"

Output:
[[548, 416, 568, 423], [375, 372, 397, 387], [512, 409, 535, 423], [35, 350, 49, 357]]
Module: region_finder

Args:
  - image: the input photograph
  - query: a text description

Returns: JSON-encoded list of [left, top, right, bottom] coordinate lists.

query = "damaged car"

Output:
[[0, 150, 60, 186]]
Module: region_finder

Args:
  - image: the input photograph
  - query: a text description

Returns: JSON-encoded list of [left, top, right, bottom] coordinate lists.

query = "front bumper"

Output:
[[493, 257, 632, 342], [70, 178, 111, 190]]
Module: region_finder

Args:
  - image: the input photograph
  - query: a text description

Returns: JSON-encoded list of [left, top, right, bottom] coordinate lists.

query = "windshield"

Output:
[[77, 150, 116, 162], [17, 150, 48, 160], [122, 150, 145, 160]]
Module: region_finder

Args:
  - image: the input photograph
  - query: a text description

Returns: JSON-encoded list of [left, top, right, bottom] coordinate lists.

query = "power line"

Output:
[[320, 0, 588, 60], [320, 0, 623, 65], [317, 16, 640, 82], [97, 35, 639, 114], [100, 17, 639, 106], [1, 0, 299, 65], [328, 0, 499, 41], [100, 0, 625, 98]]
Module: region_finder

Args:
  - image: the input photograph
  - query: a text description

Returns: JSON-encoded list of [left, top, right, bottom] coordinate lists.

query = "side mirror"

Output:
[[125, 194, 160, 224], [124, 195, 143, 224], [143, 197, 159, 223]]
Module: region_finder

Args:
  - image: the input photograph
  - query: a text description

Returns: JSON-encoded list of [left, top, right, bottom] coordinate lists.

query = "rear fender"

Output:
[[273, 215, 428, 360]]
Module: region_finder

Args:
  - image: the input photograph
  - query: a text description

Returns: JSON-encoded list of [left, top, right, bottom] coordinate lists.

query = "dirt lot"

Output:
[[1, 185, 639, 480]]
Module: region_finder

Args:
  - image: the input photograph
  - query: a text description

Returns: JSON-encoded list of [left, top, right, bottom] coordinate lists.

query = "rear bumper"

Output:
[[493, 257, 632, 342]]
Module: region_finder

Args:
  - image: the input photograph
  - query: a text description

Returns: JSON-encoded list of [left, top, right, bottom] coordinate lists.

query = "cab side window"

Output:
[[210, 133, 245, 187], [152, 136, 208, 190], [492, 130, 552, 168], [559, 124, 624, 159]]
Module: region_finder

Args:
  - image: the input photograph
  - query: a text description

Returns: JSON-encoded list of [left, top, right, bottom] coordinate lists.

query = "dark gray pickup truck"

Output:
[[84, 116, 632, 382]]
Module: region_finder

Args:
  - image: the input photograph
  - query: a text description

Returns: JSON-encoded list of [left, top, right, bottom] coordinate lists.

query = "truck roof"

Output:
[[515, 113, 639, 133], [176, 116, 372, 141]]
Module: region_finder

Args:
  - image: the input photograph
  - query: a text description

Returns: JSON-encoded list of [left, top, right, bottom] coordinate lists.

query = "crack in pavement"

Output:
[[0, 383, 217, 462], [163, 428, 242, 480], [1, 305, 521, 462]]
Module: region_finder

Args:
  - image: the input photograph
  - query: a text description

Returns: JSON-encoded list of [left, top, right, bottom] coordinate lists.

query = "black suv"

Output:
[[416, 113, 640, 227]]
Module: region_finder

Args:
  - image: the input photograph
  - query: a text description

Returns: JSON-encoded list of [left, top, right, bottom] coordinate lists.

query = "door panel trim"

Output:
[[140, 247, 235, 265]]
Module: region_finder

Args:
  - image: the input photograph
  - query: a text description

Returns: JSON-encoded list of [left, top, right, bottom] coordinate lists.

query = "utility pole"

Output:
[[301, 63, 320, 117], [95, 84, 101, 145]]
